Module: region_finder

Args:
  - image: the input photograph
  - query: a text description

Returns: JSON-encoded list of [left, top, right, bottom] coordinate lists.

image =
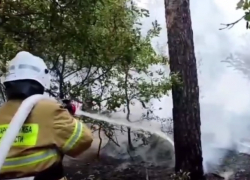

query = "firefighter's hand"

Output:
[[62, 99, 76, 115]]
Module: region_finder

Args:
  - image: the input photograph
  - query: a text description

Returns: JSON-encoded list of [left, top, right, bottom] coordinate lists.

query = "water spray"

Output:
[[75, 110, 174, 147], [61, 99, 174, 146]]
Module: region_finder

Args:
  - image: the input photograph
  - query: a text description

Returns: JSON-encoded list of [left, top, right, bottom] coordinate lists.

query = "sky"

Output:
[[134, 0, 250, 172]]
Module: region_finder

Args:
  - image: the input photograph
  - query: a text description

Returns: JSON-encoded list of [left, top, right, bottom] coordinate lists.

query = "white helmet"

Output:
[[3, 51, 50, 89]]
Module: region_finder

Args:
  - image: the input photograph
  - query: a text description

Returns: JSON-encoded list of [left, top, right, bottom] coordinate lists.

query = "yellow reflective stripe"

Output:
[[62, 120, 83, 152], [2, 149, 58, 169]]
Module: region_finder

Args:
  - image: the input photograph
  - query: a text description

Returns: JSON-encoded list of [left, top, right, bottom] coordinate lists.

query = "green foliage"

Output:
[[0, 0, 176, 147], [237, 0, 250, 10], [236, 0, 250, 28]]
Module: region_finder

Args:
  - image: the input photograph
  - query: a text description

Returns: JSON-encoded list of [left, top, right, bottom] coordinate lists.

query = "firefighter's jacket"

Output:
[[0, 99, 93, 178]]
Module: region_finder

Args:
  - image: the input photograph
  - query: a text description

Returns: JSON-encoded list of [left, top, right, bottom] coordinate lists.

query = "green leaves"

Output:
[[0, 0, 177, 150], [245, 12, 250, 21], [237, 0, 245, 9], [236, 0, 250, 10], [0, 0, 174, 121], [235, 1, 250, 29]]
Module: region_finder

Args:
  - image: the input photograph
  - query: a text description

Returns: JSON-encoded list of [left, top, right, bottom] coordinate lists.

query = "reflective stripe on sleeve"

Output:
[[2, 149, 58, 169], [62, 120, 83, 152]]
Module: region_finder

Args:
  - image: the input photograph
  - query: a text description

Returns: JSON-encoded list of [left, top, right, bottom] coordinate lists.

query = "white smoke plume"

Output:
[[134, 0, 250, 173]]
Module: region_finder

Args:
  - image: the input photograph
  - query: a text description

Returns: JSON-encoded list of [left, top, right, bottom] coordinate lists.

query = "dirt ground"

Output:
[[63, 151, 250, 180], [64, 158, 173, 180], [63, 158, 233, 180], [64, 162, 229, 180]]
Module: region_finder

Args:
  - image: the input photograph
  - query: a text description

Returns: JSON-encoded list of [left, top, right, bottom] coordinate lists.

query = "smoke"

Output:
[[133, 0, 250, 174]]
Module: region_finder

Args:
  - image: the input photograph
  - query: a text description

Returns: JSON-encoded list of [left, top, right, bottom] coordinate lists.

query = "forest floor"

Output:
[[64, 157, 175, 180], [64, 151, 250, 180]]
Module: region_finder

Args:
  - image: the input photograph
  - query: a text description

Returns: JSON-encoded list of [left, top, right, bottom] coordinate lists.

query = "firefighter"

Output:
[[0, 51, 93, 180]]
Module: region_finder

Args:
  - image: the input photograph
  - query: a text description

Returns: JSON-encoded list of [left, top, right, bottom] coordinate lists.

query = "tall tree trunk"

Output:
[[164, 0, 205, 179]]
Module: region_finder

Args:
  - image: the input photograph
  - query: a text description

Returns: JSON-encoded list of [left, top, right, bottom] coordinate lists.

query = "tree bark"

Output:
[[164, 0, 205, 179]]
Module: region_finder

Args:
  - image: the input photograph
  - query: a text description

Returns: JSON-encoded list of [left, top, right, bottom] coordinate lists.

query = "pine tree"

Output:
[[164, 0, 205, 179]]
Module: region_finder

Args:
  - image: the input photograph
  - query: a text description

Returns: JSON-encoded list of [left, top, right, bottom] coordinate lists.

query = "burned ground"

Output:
[[64, 157, 174, 180], [64, 152, 250, 180]]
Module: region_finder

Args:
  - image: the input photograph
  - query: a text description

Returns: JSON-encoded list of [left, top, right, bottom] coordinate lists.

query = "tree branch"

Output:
[[219, 14, 247, 30]]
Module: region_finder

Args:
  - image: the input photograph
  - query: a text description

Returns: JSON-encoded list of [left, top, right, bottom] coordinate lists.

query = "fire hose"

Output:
[[0, 95, 52, 174], [0, 96, 75, 172]]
